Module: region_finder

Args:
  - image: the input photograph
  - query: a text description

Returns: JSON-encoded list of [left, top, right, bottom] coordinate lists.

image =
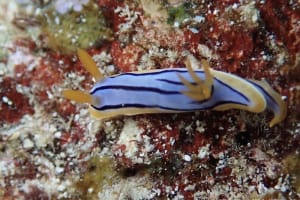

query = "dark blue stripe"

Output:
[[158, 77, 250, 103], [91, 100, 248, 111], [215, 78, 250, 103], [247, 80, 277, 105], [108, 69, 250, 105], [157, 78, 199, 86], [111, 69, 195, 78], [90, 85, 181, 95], [156, 78, 183, 85]]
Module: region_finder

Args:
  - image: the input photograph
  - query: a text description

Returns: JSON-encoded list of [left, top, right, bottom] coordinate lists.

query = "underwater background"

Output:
[[0, 0, 299, 199]]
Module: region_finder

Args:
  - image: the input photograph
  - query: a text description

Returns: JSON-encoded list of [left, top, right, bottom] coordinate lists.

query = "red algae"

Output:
[[55, 99, 76, 120], [13, 38, 37, 52], [14, 54, 63, 88], [181, 131, 211, 154], [0, 77, 34, 124], [259, 0, 300, 60], [98, 0, 126, 32], [111, 41, 144, 72], [59, 122, 85, 146]]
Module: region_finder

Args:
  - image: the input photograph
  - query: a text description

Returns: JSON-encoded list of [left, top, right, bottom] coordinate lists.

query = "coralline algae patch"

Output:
[[0, 0, 300, 199]]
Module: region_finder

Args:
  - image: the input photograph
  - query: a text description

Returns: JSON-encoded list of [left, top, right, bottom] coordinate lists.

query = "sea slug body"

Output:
[[63, 49, 287, 127]]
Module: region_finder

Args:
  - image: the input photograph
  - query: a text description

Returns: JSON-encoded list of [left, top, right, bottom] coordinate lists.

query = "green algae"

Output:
[[75, 156, 117, 199], [283, 152, 300, 193], [39, 2, 112, 53], [167, 3, 192, 26]]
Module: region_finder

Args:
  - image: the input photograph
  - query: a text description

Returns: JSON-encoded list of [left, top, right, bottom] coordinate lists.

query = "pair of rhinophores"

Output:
[[63, 49, 287, 127]]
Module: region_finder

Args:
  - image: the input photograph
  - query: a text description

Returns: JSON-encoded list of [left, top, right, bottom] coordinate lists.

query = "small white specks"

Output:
[[274, 176, 290, 193], [184, 184, 196, 191], [173, 21, 180, 27], [232, 3, 239, 9], [88, 187, 94, 193], [55, 166, 64, 174], [2, 96, 13, 106], [170, 137, 176, 146], [0, 159, 15, 177], [216, 158, 227, 173], [213, 9, 219, 15], [196, 121, 205, 133], [153, 188, 161, 196], [189, 27, 199, 33], [67, 72, 76, 79], [57, 183, 66, 192], [71, 37, 77, 44], [198, 144, 210, 159], [116, 118, 144, 163], [257, 181, 268, 194], [239, 2, 260, 26], [59, 152, 66, 158], [183, 154, 192, 162], [74, 114, 80, 121], [33, 123, 55, 148], [23, 138, 34, 149], [58, 60, 64, 65], [115, 4, 140, 33], [251, 13, 258, 23], [54, 131, 62, 138], [165, 124, 172, 130], [47, 91, 54, 99], [55, 16, 60, 25], [282, 96, 287, 100], [198, 44, 218, 61], [193, 15, 205, 23], [0, 62, 7, 75], [262, 54, 268, 60], [143, 135, 154, 152]]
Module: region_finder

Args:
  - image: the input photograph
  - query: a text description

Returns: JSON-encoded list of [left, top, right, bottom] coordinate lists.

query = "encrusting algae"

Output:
[[39, 1, 112, 53], [74, 156, 117, 199]]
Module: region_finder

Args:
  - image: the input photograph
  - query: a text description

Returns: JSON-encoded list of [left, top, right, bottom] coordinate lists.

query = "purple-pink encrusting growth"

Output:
[[54, 0, 89, 14]]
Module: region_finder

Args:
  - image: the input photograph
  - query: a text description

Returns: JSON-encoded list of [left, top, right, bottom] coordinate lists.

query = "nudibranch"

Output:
[[63, 49, 287, 127]]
